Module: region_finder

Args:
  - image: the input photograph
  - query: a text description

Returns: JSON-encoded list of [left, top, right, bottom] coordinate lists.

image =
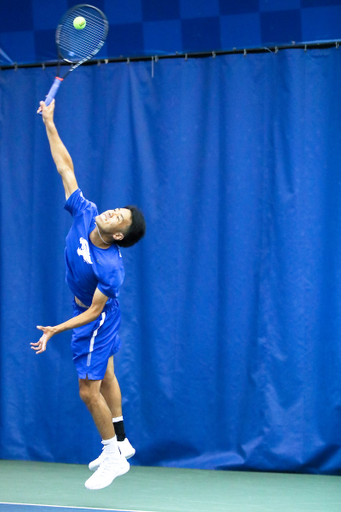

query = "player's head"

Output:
[[96, 206, 146, 248], [115, 205, 146, 248]]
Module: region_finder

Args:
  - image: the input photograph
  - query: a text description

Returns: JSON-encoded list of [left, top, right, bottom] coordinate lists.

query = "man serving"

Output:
[[32, 100, 146, 490]]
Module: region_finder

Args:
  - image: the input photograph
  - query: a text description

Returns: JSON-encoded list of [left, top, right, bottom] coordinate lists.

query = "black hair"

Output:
[[115, 205, 146, 248]]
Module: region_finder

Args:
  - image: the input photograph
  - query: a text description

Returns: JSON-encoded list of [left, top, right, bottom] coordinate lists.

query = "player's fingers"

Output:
[[47, 99, 55, 111], [31, 341, 45, 354]]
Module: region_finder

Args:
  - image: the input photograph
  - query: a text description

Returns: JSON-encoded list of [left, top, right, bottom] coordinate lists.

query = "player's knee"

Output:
[[79, 385, 89, 404], [79, 382, 98, 406]]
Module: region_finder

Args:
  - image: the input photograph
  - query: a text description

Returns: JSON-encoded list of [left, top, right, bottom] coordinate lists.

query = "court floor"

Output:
[[0, 460, 340, 512]]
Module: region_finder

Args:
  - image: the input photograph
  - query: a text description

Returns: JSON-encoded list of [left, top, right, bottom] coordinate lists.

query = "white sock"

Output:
[[102, 435, 120, 459], [112, 416, 123, 422]]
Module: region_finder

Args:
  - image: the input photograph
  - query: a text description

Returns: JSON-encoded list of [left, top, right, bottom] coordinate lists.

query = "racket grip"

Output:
[[38, 77, 63, 115]]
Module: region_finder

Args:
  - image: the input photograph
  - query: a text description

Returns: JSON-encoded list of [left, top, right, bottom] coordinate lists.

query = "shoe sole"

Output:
[[124, 450, 136, 460]]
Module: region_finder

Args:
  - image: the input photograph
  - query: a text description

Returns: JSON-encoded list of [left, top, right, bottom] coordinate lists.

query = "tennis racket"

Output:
[[38, 4, 108, 114]]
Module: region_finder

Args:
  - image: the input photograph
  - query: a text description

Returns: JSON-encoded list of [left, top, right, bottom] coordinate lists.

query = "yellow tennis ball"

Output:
[[73, 16, 86, 30]]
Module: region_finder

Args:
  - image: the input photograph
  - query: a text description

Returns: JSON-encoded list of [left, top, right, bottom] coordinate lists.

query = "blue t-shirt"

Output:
[[64, 189, 125, 307]]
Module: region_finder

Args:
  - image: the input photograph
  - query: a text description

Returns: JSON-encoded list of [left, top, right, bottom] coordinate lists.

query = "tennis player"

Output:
[[32, 99, 146, 490]]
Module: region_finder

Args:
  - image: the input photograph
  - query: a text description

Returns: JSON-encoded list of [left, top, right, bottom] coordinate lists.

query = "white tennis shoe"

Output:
[[118, 438, 136, 459], [88, 438, 136, 471], [85, 451, 130, 490]]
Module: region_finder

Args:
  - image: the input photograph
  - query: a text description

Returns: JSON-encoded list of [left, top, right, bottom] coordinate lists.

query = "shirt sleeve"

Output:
[[64, 188, 95, 217]]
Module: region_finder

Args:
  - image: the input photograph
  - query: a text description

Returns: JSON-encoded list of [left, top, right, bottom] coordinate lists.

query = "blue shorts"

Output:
[[71, 299, 122, 380]]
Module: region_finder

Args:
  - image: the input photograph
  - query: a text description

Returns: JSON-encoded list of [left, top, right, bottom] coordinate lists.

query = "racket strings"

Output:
[[59, 25, 105, 55], [59, 33, 104, 61], [57, 7, 108, 63], [74, 7, 106, 23]]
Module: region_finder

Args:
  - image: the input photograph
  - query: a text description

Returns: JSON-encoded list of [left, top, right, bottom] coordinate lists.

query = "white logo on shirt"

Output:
[[77, 237, 93, 265]]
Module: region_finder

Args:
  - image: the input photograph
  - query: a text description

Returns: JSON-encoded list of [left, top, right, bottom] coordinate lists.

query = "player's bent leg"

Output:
[[79, 378, 130, 489], [100, 356, 123, 417], [98, 357, 136, 461], [79, 377, 114, 440]]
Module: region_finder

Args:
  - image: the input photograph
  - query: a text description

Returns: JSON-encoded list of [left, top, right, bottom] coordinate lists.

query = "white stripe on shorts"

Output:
[[87, 312, 106, 367]]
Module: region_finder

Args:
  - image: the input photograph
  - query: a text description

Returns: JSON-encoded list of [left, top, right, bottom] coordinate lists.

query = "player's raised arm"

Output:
[[38, 99, 78, 200]]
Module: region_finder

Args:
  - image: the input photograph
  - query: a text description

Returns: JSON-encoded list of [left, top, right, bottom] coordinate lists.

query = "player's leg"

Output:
[[79, 377, 129, 490], [100, 356, 123, 417], [88, 357, 135, 472], [79, 377, 115, 439], [101, 356, 136, 458]]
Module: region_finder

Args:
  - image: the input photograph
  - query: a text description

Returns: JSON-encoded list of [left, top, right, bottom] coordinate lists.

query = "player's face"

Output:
[[96, 208, 132, 235]]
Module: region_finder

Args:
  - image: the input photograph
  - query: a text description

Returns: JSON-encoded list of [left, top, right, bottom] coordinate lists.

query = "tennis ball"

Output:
[[73, 16, 86, 30]]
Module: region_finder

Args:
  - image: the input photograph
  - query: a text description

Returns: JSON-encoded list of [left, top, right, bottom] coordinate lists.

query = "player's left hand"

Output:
[[37, 99, 55, 121], [31, 326, 56, 354]]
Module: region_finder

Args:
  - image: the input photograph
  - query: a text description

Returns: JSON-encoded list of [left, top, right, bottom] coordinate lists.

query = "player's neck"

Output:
[[90, 226, 111, 249]]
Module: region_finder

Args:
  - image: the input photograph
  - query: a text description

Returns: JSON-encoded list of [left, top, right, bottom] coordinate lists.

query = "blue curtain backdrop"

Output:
[[0, 48, 341, 474]]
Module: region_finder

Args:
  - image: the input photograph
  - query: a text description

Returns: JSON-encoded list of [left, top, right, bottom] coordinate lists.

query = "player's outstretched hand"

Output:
[[31, 326, 56, 354], [37, 99, 55, 123]]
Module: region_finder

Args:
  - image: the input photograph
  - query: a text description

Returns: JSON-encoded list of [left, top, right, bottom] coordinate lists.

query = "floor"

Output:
[[0, 460, 340, 512]]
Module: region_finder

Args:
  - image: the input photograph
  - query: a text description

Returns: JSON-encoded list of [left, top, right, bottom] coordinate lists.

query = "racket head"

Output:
[[56, 4, 109, 64]]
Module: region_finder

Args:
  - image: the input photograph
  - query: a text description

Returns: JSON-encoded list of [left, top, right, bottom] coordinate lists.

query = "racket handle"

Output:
[[38, 77, 63, 115]]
